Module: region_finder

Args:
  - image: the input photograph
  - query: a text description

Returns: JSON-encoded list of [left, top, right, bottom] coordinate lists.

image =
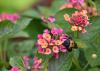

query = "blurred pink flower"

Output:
[[32, 56, 43, 69], [41, 16, 55, 23], [0, 13, 20, 23], [68, 0, 84, 5], [48, 16, 55, 23], [11, 66, 20, 71], [23, 56, 29, 68]]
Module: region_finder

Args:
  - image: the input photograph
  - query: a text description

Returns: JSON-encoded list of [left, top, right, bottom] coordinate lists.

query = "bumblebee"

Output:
[[62, 37, 78, 51]]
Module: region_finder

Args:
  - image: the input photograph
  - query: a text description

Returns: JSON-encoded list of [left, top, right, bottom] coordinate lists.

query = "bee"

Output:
[[62, 37, 78, 51]]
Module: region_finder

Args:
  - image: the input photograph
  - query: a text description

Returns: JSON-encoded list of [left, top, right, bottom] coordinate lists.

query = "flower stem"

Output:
[[72, 56, 82, 71], [74, 31, 78, 38], [3, 38, 8, 61], [0, 40, 3, 60], [82, 62, 89, 71]]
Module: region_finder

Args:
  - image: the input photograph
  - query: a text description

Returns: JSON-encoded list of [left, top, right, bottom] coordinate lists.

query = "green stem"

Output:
[[3, 38, 8, 61], [82, 62, 89, 71], [72, 56, 82, 71], [0, 40, 3, 60], [74, 31, 78, 38]]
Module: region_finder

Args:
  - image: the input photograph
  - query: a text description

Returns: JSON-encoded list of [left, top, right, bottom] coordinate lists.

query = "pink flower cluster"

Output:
[[60, 0, 84, 10], [11, 67, 21, 71], [41, 16, 55, 23], [37, 28, 68, 58], [64, 10, 90, 33], [0, 13, 20, 23], [69, 0, 84, 5], [11, 56, 42, 71]]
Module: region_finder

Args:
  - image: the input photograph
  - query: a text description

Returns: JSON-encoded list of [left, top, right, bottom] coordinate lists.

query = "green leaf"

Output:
[[88, 67, 100, 71], [84, 45, 100, 67], [8, 40, 34, 57], [22, 9, 40, 18], [9, 56, 25, 70], [48, 50, 79, 71], [0, 17, 32, 38], [79, 16, 100, 40], [24, 18, 47, 39]]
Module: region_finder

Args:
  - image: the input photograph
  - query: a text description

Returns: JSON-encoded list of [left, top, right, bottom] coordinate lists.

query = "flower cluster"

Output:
[[41, 16, 55, 23], [11, 56, 43, 71], [60, 0, 84, 10], [37, 28, 68, 58], [68, 0, 84, 5], [64, 10, 90, 33], [0, 13, 20, 23]]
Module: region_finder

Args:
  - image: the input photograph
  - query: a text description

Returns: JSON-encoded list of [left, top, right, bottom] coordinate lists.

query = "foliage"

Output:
[[0, 0, 100, 71]]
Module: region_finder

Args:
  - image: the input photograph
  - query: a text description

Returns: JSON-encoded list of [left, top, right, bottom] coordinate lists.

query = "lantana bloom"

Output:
[[37, 28, 68, 58], [64, 10, 90, 33], [10, 66, 20, 71], [60, 0, 84, 10], [0, 13, 20, 23], [11, 56, 43, 71], [41, 16, 55, 23]]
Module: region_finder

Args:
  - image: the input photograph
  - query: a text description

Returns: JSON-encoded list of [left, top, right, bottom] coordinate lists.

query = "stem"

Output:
[[82, 62, 89, 71], [0, 40, 3, 60], [72, 56, 82, 71], [3, 38, 8, 61], [74, 31, 78, 38]]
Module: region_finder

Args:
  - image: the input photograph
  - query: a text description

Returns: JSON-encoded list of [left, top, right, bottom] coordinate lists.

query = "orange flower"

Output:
[[71, 26, 78, 31], [60, 3, 73, 10], [43, 33, 51, 42], [52, 46, 59, 53], [64, 14, 70, 21], [44, 48, 51, 55], [38, 39, 48, 48], [55, 40, 63, 45]]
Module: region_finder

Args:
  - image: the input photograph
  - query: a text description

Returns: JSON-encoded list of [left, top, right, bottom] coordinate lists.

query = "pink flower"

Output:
[[59, 45, 67, 52], [64, 10, 90, 33], [53, 53, 59, 59], [44, 29, 50, 33], [11, 66, 19, 71], [41, 16, 55, 23], [23, 56, 29, 68], [48, 16, 55, 23], [38, 39, 48, 48], [44, 48, 52, 55], [36, 28, 69, 58], [38, 34, 43, 39], [68, 0, 84, 5], [43, 33, 51, 42], [32, 57, 43, 69], [58, 28, 63, 34], [51, 28, 59, 35], [38, 47, 45, 54], [0, 13, 20, 23], [52, 46, 59, 53], [60, 3, 73, 10]]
